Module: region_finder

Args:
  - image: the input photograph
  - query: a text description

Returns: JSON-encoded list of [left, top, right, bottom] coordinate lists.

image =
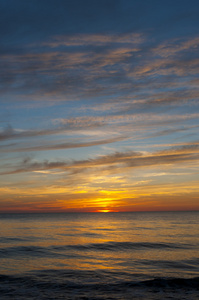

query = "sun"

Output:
[[98, 209, 111, 213]]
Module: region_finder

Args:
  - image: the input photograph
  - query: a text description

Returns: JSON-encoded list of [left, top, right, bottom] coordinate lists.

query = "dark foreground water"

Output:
[[0, 211, 199, 299]]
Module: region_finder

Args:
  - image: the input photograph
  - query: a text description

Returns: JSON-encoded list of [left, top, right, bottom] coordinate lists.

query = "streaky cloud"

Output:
[[1, 142, 199, 176], [0, 120, 105, 141], [0, 136, 126, 153]]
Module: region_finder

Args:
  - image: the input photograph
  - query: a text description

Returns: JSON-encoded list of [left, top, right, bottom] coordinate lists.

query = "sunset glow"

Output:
[[0, 1, 199, 213]]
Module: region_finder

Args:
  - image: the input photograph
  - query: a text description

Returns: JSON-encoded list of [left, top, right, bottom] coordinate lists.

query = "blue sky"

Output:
[[0, 0, 199, 212]]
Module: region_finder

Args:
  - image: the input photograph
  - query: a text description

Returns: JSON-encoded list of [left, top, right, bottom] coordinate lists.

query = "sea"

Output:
[[0, 211, 199, 299]]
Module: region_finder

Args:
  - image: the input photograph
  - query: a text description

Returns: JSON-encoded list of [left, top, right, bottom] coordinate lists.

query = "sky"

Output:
[[0, 0, 199, 213]]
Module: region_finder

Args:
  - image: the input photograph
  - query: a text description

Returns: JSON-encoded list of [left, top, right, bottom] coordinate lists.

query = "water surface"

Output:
[[0, 211, 199, 299]]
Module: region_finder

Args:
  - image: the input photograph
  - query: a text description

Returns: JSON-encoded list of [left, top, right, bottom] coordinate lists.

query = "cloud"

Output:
[[1, 31, 199, 109], [0, 110, 198, 154], [0, 136, 126, 154], [0, 119, 105, 142], [153, 37, 199, 58], [149, 125, 199, 138], [1, 142, 199, 176], [45, 33, 143, 47]]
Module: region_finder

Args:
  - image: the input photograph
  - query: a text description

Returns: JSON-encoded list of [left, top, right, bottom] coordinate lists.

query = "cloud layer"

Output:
[[0, 0, 199, 212]]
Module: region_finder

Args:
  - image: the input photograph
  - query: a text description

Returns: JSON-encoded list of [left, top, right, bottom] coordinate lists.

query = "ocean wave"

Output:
[[0, 237, 27, 243], [84, 241, 190, 250], [139, 259, 199, 270], [0, 241, 192, 259], [53, 241, 192, 252], [0, 245, 55, 258], [0, 270, 199, 288], [0, 236, 44, 244], [0, 270, 199, 300]]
